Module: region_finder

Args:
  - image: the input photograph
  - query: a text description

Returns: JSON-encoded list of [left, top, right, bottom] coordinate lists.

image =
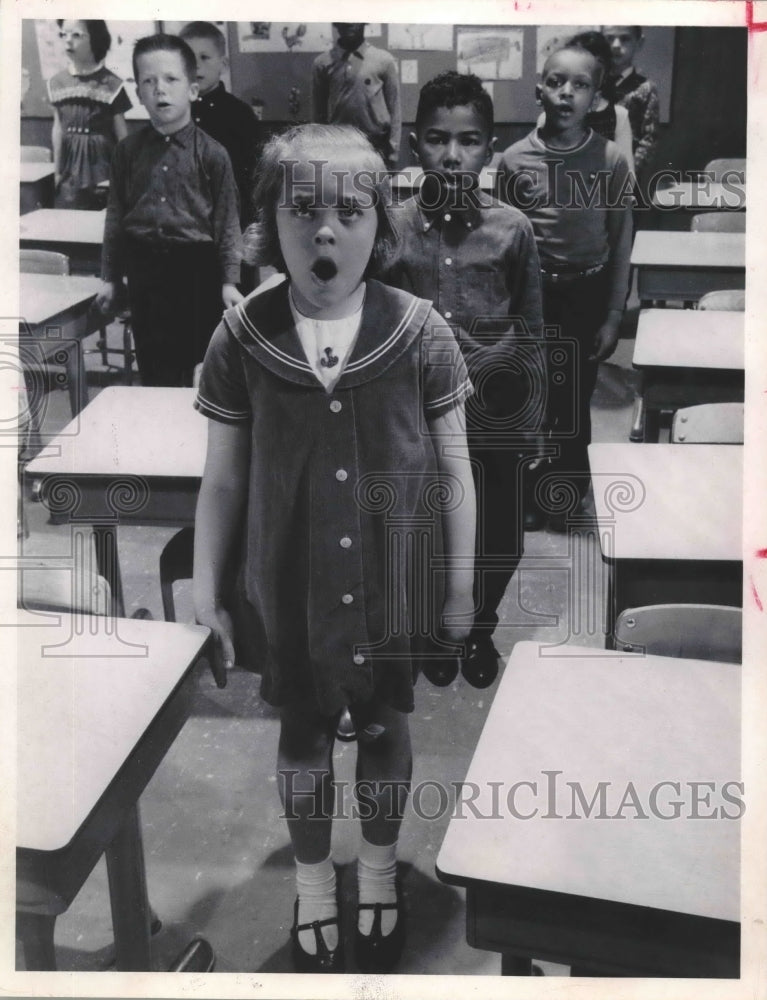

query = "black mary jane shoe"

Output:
[[461, 637, 500, 689], [421, 655, 460, 687], [355, 893, 405, 973], [290, 898, 344, 973]]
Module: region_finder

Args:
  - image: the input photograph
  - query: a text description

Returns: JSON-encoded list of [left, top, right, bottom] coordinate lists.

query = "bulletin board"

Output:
[[21, 19, 675, 125], [227, 22, 675, 124]]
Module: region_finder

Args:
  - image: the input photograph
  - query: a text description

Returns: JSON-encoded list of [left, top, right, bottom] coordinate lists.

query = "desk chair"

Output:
[[94, 292, 135, 386], [697, 289, 745, 311], [19, 249, 83, 435], [21, 146, 52, 163], [614, 603, 742, 663], [690, 212, 746, 234], [671, 402, 744, 444], [703, 158, 746, 183]]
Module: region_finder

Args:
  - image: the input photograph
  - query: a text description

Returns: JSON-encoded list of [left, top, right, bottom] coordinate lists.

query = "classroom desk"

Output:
[[20, 208, 106, 274], [20, 273, 103, 416], [652, 180, 746, 212], [16, 610, 212, 970], [25, 386, 205, 615], [436, 640, 740, 977], [630, 231, 746, 306], [632, 309, 744, 441], [588, 443, 742, 634], [20, 161, 55, 214]]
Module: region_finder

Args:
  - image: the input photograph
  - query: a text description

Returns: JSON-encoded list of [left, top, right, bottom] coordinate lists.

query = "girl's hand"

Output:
[[222, 283, 245, 309], [441, 591, 474, 645], [195, 604, 236, 688]]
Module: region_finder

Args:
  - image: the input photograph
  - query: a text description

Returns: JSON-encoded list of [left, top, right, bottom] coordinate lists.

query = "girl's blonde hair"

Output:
[[244, 123, 398, 276]]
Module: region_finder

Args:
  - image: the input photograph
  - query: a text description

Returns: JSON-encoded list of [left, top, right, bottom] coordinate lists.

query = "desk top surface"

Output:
[[588, 443, 742, 561], [19, 208, 106, 245], [20, 162, 55, 183], [20, 273, 102, 327], [652, 181, 746, 211], [26, 386, 206, 479], [16, 611, 210, 851], [633, 308, 744, 369], [436, 640, 740, 922], [630, 230, 746, 268]]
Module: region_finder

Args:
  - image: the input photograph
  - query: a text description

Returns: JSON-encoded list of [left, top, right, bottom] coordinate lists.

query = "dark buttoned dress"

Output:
[[195, 279, 472, 716]]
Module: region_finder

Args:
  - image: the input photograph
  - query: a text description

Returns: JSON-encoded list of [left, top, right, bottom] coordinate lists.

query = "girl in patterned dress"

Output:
[[48, 20, 131, 209], [193, 124, 475, 973]]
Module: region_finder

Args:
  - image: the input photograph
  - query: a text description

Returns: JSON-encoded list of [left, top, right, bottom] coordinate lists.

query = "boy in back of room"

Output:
[[382, 71, 544, 689], [98, 34, 242, 387], [498, 39, 632, 530], [312, 23, 401, 169], [601, 25, 659, 185], [179, 21, 262, 227]]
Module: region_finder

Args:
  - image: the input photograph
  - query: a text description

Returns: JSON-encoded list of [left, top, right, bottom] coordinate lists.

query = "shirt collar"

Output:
[[151, 119, 196, 146], [413, 178, 489, 231], [67, 59, 105, 77], [198, 81, 227, 106], [332, 39, 368, 60]]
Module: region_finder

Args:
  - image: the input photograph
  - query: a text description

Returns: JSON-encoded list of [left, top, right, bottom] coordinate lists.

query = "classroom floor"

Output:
[[17, 298, 643, 976]]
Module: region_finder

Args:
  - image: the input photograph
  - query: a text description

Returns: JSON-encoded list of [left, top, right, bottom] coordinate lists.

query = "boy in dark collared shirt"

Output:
[[382, 71, 544, 688], [98, 33, 242, 387], [179, 21, 261, 226], [312, 23, 401, 169]]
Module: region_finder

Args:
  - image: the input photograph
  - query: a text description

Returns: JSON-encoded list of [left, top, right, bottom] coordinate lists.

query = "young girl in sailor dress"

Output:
[[193, 124, 476, 974]]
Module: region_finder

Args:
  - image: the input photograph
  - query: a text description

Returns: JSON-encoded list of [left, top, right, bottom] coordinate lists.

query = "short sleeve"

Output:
[[420, 310, 473, 419], [194, 320, 251, 423]]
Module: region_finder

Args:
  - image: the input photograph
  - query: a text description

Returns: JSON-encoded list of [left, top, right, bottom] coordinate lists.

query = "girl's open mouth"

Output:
[[312, 259, 338, 282]]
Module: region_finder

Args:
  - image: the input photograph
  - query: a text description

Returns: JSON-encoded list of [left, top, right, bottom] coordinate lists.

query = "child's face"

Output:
[[334, 23, 366, 51], [411, 104, 494, 190], [602, 26, 642, 74], [277, 158, 378, 319], [136, 50, 199, 135], [185, 36, 226, 97], [59, 20, 94, 66], [537, 50, 599, 135]]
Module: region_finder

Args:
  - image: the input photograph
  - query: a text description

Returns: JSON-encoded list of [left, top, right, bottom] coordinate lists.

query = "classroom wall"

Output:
[[20, 22, 747, 176]]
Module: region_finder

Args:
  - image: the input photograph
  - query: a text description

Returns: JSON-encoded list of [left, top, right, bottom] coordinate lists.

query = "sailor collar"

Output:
[[224, 278, 433, 389]]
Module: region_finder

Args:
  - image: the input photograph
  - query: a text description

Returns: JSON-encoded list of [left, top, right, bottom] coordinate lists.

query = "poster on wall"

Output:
[[34, 19, 154, 118], [387, 24, 454, 50], [161, 20, 232, 91], [457, 28, 524, 80], [236, 22, 333, 53], [536, 24, 598, 72]]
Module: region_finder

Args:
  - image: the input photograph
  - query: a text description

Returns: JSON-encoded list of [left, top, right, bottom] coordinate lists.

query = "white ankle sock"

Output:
[[357, 840, 398, 937], [295, 855, 338, 954]]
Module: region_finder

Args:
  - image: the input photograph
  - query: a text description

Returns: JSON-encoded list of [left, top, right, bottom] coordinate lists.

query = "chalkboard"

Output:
[[21, 19, 674, 125]]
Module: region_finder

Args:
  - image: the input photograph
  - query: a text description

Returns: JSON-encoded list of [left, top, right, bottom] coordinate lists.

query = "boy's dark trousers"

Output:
[[468, 438, 527, 635], [538, 267, 610, 504], [125, 237, 223, 387]]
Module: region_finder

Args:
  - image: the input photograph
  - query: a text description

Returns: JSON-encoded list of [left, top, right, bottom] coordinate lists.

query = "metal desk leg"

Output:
[[629, 380, 645, 442], [105, 805, 151, 971], [92, 524, 125, 618], [64, 342, 88, 416], [501, 954, 533, 975], [17, 912, 57, 971]]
